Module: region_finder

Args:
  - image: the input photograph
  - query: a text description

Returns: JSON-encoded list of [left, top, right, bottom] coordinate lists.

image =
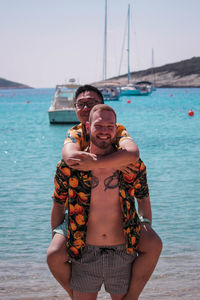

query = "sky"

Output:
[[1, 0, 200, 88]]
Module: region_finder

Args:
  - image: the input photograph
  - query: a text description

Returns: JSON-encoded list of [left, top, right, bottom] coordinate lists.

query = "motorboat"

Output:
[[120, 81, 152, 96], [48, 80, 80, 124], [95, 81, 121, 101]]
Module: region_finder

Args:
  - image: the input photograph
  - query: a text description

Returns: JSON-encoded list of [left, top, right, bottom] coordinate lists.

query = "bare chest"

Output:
[[90, 169, 120, 208]]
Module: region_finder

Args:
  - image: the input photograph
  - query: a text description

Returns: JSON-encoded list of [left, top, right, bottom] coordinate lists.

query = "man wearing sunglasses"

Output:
[[62, 85, 140, 173]]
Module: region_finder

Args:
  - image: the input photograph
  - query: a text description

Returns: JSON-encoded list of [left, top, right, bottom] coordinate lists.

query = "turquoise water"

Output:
[[0, 88, 200, 299]]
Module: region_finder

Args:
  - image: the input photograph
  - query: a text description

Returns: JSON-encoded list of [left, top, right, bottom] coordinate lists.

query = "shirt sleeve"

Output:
[[134, 159, 149, 199], [64, 125, 82, 146], [52, 160, 70, 206], [116, 123, 133, 146]]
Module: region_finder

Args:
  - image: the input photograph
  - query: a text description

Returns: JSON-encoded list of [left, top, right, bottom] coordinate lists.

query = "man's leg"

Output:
[[110, 293, 126, 300], [46, 233, 72, 298], [73, 290, 98, 300], [124, 224, 162, 300]]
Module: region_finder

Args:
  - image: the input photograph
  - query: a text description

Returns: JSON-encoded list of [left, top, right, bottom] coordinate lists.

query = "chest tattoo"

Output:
[[91, 175, 99, 188], [92, 171, 119, 191], [104, 171, 119, 191]]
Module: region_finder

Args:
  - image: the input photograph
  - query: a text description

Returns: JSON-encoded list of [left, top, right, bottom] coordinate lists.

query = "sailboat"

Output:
[[119, 4, 152, 97], [95, 0, 120, 101]]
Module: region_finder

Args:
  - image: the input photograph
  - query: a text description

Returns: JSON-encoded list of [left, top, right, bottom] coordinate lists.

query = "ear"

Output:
[[85, 121, 90, 134]]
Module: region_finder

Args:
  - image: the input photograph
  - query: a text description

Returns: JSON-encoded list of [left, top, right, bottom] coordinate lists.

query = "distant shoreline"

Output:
[[1, 57, 200, 89]]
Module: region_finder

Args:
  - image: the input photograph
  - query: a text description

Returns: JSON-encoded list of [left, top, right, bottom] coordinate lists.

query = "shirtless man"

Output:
[[48, 104, 162, 300]]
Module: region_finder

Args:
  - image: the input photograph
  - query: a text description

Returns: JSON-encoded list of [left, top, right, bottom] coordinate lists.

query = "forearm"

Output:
[[93, 148, 139, 170], [51, 201, 65, 235], [62, 143, 82, 162], [137, 196, 152, 223]]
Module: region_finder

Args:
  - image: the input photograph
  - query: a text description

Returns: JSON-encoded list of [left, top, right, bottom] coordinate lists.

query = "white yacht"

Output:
[[48, 80, 80, 124]]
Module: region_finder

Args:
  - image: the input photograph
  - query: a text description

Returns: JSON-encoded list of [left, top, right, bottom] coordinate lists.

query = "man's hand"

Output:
[[119, 162, 140, 174], [66, 152, 97, 171]]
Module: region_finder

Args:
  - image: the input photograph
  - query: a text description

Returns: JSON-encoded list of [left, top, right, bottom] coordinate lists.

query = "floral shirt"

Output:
[[64, 123, 133, 149], [53, 159, 149, 260]]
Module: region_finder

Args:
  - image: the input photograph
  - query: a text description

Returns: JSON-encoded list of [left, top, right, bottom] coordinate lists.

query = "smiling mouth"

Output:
[[97, 134, 111, 140]]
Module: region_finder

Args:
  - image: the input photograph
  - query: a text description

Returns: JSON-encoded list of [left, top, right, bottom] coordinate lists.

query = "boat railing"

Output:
[[54, 97, 74, 109]]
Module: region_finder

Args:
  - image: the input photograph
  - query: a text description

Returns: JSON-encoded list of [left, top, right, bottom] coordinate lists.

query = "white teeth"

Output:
[[97, 135, 110, 140]]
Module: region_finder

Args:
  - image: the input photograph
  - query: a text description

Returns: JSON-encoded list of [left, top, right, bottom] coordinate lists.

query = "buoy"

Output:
[[26, 100, 30, 104], [188, 110, 194, 117], [127, 100, 131, 103], [170, 94, 173, 97]]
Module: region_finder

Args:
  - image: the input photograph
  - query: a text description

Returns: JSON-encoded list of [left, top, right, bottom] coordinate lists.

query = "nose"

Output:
[[82, 103, 91, 110], [99, 126, 108, 133]]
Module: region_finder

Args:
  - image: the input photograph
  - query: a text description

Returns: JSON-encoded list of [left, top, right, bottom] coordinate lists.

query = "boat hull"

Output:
[[120, 89, 151, 96], [48, 109, 79, 124]]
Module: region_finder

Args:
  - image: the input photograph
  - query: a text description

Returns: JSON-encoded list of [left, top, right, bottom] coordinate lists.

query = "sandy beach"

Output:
[[1, 254, 199, 300]]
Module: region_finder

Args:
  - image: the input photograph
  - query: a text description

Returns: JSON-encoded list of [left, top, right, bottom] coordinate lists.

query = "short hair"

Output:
[[89, 104, 117, 124], [75, 85, 104, 103]]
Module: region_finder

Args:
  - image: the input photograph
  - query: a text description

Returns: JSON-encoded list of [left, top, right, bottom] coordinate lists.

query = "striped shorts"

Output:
[[70, 244, 137, 294]]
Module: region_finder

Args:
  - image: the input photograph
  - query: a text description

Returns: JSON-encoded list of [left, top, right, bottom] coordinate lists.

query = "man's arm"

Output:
[[62, 138, 139, 171], [136, 195, 152, 224]]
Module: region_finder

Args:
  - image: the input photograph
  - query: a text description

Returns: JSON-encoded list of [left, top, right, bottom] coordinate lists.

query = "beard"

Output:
[[90, 134, 115, 149]]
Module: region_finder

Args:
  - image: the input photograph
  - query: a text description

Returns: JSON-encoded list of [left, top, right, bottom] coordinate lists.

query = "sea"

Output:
[[0, 87, 199, 300]]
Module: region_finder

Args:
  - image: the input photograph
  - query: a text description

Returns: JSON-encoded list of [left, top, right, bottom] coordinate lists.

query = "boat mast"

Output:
[[127, 4, 130, 84], [151, 48, 156, 87], [103, 0, 107, 80]]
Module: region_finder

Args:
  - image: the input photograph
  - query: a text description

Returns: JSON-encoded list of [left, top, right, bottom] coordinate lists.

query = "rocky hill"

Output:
[[0, 78, 32, 89], [96, 57, 200, 88]]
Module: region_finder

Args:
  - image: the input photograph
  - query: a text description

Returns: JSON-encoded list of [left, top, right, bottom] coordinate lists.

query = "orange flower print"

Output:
[[127, 247, 134, 254], [139, 162, 146, 171], [128, 187, 135, 197], [120, 189, 126, 198], [69, 177, 79, 188], [61, 167, 71, 177], [70, 221, 77, 231], [75, 214, 85, 226], [136, 225, 141, 233], [54, 178, 60, 189], [74, 239, 85, 249], [82, 175, 91, 187], [70, 246, 79, 256], [74, 204, 84, 214], [64, 196, 69, 208], [134, 183, 141, 189], [68, 188, 76, 198], [53, 190, 66, 202], [134, 162, 140, 168], [78, 192, 88, 203], [131, 236, 136, 245], [74, 231, 84, 239], [126, 201, 130, 210], [123, 173, 137, 183], [69, 204, 75, 215]]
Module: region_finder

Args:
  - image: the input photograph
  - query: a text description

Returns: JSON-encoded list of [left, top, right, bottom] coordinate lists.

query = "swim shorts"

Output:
[[53, 211, 68, 237], [70, 244, 137, 294]]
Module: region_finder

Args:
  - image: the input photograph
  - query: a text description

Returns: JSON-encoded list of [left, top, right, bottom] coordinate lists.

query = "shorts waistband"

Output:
[[85, 244, 125, 252]]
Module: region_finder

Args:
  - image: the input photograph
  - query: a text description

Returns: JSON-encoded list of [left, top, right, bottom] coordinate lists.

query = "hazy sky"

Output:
[[1, 0, 200, 88]]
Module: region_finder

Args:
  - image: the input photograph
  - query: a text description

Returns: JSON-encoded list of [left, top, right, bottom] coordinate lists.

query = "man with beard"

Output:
[[48, 104, 162, 300]]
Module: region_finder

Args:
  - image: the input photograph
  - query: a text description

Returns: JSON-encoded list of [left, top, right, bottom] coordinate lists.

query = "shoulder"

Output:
[[116, 123, 127, 131], [68, 123, 83, 135]]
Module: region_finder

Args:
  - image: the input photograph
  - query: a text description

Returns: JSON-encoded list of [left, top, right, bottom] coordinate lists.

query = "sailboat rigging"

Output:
[[120, 4, 152, 96]]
